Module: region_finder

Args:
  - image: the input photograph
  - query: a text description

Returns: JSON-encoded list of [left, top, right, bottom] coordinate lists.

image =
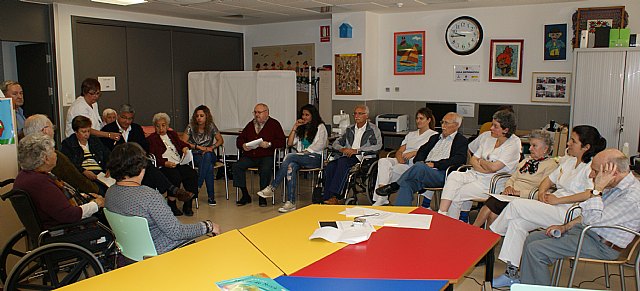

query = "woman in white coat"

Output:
[[372, 107, 437, 206], [490, 125, 606, 288]]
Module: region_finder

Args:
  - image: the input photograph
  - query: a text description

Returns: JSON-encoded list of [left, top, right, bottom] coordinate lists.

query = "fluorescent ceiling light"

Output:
[[91, 0, 147, 6]]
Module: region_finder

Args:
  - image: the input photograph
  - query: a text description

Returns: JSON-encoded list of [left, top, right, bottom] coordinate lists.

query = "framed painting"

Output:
[[394, 31, 425, 75], [531, 72, 571, 104], [489, 39, 524, 83], [544, 24, 567, 61], [572, 6, 628, 48], [335, 53, 362, 95]]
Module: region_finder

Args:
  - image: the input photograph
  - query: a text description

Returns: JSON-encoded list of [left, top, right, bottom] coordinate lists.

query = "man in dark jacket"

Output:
[[375, 112, 468, 206], [233, 103, 286, 207], [100, 104, 149, 151]]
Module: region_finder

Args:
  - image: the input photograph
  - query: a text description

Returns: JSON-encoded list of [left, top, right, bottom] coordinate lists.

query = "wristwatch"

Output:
[[590, 189, 601, 196]]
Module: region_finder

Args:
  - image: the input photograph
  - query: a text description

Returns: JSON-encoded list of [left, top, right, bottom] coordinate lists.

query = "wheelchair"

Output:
[[0, 179, 116, 290], [316, 150, 379, 205]]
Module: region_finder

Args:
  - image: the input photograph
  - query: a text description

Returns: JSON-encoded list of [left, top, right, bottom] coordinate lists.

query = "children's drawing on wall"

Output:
[[334, 53, 362, 95], [394, 31, 425, 75], [252, 44, 315, 77], [0, 99, 16, 145], [489, 39, 524, 83], [544, 24, 567, 61]]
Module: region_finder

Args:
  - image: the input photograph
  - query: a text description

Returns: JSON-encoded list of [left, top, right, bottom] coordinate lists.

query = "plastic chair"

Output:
[[235, 148, 282, 205], [280, 147, 327, 204], [103, 209, 157, 262], [189, 146, 231, 207]]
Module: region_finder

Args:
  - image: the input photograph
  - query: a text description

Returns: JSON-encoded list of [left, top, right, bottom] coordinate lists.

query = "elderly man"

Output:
[[65, 78, 121, 143], [24, 114, 99, 194], [519, 149, 640, 286], [323, 105, 382, 205], [233, 103, 286, 207], [375, 112, 468, 206], [1, 80, 25, 138], [100, 104, 148, 151]]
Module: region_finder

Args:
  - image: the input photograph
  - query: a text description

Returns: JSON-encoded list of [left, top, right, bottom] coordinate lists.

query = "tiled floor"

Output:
[[0, 173, 637, 290]]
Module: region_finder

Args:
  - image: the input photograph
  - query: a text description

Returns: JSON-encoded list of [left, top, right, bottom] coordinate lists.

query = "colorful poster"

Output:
[[252, 44, 315, 72], [394, 31, 425, 75], [0, 99, 16, 145], [544, 24, 567, 61]]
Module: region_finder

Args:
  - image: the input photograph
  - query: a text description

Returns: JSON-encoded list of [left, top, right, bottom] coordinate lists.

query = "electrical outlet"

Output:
[[395, 87, 400, 92], [385, 87, 390, 92]]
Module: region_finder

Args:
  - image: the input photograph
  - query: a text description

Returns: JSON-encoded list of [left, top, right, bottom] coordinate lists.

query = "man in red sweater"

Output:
[[234, 103, 286, 206]]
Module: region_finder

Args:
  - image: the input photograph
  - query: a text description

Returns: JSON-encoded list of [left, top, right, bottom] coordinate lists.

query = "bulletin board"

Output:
[[334, 53, 362, 95]]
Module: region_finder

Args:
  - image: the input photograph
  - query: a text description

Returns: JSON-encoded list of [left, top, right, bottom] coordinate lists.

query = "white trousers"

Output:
[[490, 198, 570, 267], [440, 171, 490, 219], [373, 157, 410, 202]]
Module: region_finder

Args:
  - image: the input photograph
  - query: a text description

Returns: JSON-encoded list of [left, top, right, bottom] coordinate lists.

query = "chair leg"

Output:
[[619, 264, 626, 291], [604, 263, 611, 288], [568, 259, 578, 288], [224, 163, 229, 201], [432, 190, 441, 211], [195, 196, 199, 209], [553, 258, 564, 287]]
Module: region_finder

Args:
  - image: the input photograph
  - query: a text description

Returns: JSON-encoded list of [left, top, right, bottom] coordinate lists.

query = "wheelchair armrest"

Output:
[[0, 178, 15, 189], [489, 173, 512, 194], [457, 164, 473, 172], [46, 216, 100, 233]]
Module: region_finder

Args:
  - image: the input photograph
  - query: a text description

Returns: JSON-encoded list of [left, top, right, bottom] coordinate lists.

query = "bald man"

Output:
[[518, 149, 640, 286]]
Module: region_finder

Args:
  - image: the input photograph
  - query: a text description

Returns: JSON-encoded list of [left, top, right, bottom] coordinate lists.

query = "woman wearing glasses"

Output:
[[65, 77, 122, 142], [147, 112, 198, 216]]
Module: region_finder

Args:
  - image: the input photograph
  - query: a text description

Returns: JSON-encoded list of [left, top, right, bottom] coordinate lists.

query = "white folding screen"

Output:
[[188, 71, 296, 132]]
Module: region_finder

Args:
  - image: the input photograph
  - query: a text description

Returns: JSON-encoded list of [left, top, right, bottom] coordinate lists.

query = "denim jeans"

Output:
[[271, 153, 321, 203], [193, 152, 217, 200]]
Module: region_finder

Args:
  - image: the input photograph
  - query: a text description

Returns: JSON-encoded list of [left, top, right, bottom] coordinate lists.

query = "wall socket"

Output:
[[395, 87, 400, 92], [385, 87, 390, 92]]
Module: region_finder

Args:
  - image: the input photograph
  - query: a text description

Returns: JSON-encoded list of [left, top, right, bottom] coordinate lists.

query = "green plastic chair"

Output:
[[104, 209, 157, 262]]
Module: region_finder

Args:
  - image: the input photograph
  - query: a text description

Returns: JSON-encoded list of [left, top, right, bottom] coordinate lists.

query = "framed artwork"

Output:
[[335, 53, 362, 95], [252, 43, 315, 71], [544, 24, 567, 61], [0, 99, 16, 145], [572, 6, 628, 48], [393, 31, 425, 75], [489, 39, 524, 83], [531, 72, 571, 103]]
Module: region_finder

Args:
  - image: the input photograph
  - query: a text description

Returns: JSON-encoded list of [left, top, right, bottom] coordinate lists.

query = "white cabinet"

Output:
[[571, 48, 640, 155]]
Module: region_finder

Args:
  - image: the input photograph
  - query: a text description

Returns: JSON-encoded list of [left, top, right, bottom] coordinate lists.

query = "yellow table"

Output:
[[57, 230, 283, 291], [239, 204, 415, 275]]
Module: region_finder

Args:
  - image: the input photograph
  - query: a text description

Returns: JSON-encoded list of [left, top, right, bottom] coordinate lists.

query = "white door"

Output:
[[620, 51, 640, 155], [572, 50, 625, 148]]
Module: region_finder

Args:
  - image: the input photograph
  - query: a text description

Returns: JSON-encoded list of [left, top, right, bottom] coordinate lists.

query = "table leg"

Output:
[[484, 245, 495, 286], [445, 283, 453, 291]]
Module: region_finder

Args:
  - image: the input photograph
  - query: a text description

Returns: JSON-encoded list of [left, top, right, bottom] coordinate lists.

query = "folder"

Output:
[[594, 27, 611, 48]]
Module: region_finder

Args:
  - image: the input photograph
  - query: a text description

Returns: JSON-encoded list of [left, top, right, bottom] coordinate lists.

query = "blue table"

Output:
[[275, 276, 449, 291]]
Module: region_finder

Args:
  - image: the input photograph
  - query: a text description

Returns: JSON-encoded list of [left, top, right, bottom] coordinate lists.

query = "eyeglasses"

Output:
[[253, 110, 267, 114], [440, 120, 456, 125], [353, 112, 366, 116]]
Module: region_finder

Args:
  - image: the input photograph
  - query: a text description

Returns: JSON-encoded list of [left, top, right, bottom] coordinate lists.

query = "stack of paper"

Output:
[[309, 221, 376, 244], [340, 207, 432, 230], [245, 138, 263, 150]]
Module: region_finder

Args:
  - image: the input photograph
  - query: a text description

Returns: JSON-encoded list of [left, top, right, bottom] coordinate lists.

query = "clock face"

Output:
[[446, 16, 483, 55]]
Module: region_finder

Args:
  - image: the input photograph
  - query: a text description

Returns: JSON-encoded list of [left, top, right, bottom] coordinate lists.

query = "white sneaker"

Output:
[[257, 186, 275, 198], [278, 201, 296, 213], [372, 197, 389, 206]]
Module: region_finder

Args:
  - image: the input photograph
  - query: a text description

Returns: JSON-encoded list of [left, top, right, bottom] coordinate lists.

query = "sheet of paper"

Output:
[[309, 221, 375, 244], [369, 213, 432, 230], [180, 149, 193, 165], [489, 193, 520, 202], [96, 172, 116, 187], [340, 207, 392, 219], [245, 138, 264, 150]]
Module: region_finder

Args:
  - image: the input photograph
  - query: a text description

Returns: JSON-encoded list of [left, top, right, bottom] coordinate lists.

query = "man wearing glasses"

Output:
[[375, 112, 468, 206], [323, 104, 382, 205], [234, 103, 286, 207], [100, 104, 148, 151]]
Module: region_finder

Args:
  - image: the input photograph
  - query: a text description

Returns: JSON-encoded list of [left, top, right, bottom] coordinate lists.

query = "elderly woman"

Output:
[[256, 104, 328, 213], [472, 130, 558, 228], [14, 133, 104, 229], [105, 142, 219, 257], [102, 108, 117, 125], [65, 78, 121, 142], [372, 107, 437, 206], [181, 105, 224, 206], [147, 112, 198, 216], [438, 110, 522, 220], [61, 115, 111, 195]]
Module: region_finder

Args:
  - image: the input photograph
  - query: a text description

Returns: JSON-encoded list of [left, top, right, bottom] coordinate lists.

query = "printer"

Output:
[[376, 114, 408, 132]]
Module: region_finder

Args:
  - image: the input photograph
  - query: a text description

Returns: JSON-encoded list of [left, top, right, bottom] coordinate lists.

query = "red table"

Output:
[[292, 207, 500, 289]]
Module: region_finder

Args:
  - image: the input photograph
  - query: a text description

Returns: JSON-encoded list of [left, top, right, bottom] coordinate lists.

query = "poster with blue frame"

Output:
[[0, 99, 16, 145], [544, 23, 567, 61]]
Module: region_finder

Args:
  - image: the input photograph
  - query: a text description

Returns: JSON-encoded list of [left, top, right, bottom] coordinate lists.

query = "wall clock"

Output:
[[445, 16, 483, 55]]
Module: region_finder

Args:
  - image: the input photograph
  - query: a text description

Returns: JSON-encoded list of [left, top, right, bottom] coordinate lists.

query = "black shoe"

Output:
[[236, 195, 251, 206], [183, 200, 194, 216], [259, 197, 267, 207], [375, 183, 400, 196], [168, 200, 183, 216], [174, 188, 195, 202]]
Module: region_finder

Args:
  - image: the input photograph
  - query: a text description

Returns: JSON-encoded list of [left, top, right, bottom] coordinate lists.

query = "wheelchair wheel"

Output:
[[4, 243, 104, 291], [364, 161, 378, 205], [1, 229, 29, 284]]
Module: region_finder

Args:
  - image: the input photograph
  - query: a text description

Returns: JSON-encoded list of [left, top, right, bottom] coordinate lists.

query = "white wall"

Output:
[[244, 19, 332, 70], [52, 3, 244, 117], [1, 42, 20, 82], [374, 0, 640, 105]]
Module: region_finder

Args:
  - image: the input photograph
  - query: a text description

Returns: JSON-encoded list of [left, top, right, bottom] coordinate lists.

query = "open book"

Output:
[[96, 172, 116, 187]]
